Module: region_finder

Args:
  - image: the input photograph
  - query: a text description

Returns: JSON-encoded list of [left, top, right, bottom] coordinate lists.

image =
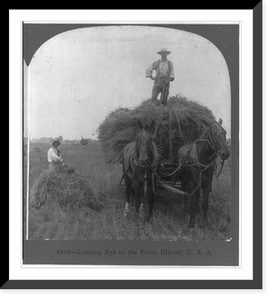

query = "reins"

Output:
[[202, 123, 226, 178], [155, 123, 226, 196], [122, 120, 227, 196], [192, 123, 227, 176]]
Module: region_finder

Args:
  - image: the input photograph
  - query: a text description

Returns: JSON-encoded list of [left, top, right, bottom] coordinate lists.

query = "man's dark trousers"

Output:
[[151, 77, 170, 104]]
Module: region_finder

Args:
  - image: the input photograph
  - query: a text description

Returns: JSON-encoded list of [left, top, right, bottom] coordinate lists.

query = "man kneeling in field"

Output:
[[47, 139, 64, 171]]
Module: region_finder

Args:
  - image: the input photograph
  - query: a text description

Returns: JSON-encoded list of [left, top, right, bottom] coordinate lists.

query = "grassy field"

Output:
[[25, 142, 231, 241]]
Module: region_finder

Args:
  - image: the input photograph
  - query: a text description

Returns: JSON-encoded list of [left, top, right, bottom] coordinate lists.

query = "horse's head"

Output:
[[208, 118, 230, 161], [135, 119, 155, 166]]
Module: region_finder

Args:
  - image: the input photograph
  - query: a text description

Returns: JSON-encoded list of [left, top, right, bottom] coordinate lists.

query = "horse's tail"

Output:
[[119, 148, 125, 186], [118, 148, 124, 164], [119, 145, 127, 174]]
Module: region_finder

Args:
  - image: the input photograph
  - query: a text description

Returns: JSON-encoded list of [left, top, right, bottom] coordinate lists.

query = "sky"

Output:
[[26, 25, 231, 140]]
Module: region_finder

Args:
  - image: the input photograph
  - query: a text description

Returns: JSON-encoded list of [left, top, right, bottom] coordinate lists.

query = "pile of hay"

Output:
[[30, 164, 103, 211], [98, 96, 215, 163]]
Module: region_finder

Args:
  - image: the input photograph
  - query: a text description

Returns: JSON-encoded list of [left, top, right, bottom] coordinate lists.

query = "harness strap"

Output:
[[144, 170, 147, 196], [215, 160, 225, 178]]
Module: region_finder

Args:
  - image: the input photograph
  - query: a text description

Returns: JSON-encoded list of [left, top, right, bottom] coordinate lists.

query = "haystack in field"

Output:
[[98, 96, 215, 163], [30, 164, 103, 211]]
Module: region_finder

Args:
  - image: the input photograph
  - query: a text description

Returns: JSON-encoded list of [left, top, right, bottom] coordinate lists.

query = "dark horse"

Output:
[[177, 118, 230, 228], [122, 119, 160, 219]]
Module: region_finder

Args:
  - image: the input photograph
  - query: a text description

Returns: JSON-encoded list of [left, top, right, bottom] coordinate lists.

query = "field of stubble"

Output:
[[25, 142, 231, 241]]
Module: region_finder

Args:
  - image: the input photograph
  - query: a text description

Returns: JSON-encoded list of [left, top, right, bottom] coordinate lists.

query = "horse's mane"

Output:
[[200, 121, 214, 139], [200, 120, 227, 141]]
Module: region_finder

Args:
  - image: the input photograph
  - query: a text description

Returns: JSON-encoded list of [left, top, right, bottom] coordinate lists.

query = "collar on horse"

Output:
[[191, 142, 217, 173], [130, 142, 159, 195], [130, 148, 159, 173], [194, 122, 226, 176], [181, 122, 225, 175]]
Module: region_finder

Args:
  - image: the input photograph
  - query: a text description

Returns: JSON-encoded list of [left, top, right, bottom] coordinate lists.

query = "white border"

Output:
[[9, 9, 253, 281]]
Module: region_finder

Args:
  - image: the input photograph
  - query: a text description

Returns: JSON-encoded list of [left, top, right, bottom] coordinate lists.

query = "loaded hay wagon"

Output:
[[98, 95, 217, 192], [98, 96, 230, 226]]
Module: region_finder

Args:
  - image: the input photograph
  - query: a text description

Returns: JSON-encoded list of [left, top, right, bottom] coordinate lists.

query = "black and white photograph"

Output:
[[6, 5, 266, 291], [5, 3, 270, 296], [22, 22, 239, 266]]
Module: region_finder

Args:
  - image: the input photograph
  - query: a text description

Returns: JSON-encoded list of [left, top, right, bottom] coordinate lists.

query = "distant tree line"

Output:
[[30, 136, 96, 145]]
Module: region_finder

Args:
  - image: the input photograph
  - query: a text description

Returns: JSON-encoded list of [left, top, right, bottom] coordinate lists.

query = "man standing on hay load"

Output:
[[146, 48, 175, 105], [47, 139, 64, 171]]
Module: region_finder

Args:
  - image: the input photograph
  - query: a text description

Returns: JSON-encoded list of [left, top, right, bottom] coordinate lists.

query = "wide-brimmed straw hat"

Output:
[[51, 139, 61, 147], [157, 48, 171, 55]]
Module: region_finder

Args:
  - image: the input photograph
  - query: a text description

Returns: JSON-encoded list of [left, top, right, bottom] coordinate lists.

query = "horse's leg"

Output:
[[201, 186, 210, 226], [201, 170, 213, 226], [188, 181, 199, 228], [179, 170, 189, 213], [195, 189, 200, 204], [183, 196, 190, 213], [130, 187, 135, 208], [133, 182, 141, 214], [124, 175, 132, 216], [142, 173, 155, 222], [148, 191, 155, 221], [147, 174, 155, 220], [140, 185, 144, 212], [201, 184, 212, 226]]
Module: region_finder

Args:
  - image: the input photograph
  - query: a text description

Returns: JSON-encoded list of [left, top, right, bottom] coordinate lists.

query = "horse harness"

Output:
[[156, 123, 225, 196], [182, 123, 226, 176], [121, 132, 159, 196]]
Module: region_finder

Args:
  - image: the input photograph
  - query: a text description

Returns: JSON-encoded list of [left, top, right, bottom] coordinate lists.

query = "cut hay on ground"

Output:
[[98, 96, 215, 163], [30, 164, 104, 212]]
